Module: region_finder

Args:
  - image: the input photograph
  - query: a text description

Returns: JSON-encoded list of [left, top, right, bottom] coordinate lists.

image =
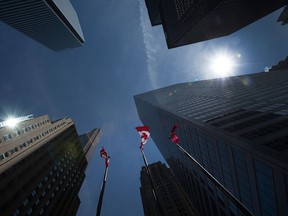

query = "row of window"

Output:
[[13, 150, 82, 216], [0, 121, 67, 162], [1, 119, 50, 142]]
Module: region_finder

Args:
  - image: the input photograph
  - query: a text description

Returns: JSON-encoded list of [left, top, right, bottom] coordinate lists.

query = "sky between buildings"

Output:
[[0, 0, 288, 215]]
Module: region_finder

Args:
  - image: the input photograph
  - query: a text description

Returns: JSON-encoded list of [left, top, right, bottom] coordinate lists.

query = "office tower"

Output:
[[144, 0, 161, 26], [278, 5, 288, 25], [0, 114, 101, 216], [134, 64, 288, 216], [140, 161, 198, 216], [0, 0, 85, 51], [79, 128, 102, 163], [144, 0, 288, 48]]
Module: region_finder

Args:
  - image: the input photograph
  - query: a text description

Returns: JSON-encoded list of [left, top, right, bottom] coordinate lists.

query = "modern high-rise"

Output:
[[0, 114, 101, 216], [135, 60, 288, 216], [0, 0, 85, 51], [140, 161, 198, 216], [144, 0, 288, 48], [278, 5, 288, 25], [144, 0, 161, 26]]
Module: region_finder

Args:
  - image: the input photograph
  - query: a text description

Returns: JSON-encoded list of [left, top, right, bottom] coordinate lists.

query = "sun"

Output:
[[6, 117, 18, 127], [209, 52, 235, 78]]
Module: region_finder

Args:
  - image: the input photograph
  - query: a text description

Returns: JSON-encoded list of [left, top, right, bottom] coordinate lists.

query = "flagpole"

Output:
[[140, 148, 165, 216], [96, 157, 110, 216], [176, 144, 254, 216]]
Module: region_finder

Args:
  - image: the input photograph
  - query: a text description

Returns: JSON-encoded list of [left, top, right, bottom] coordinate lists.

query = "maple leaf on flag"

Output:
[[169, 124, 179, 145], [170, 134, 179, 144], [135, 126, 150, 149]]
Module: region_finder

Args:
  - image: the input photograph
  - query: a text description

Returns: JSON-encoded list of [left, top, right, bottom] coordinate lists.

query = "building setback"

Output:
[[0, 114, 101, 216], [140, 161, 198, 216], [134, 61, 288, 216], [0, 0, 85, 51], [144, 0, 288, 48]]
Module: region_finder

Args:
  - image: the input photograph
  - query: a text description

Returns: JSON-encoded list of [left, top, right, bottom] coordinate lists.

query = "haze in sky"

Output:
[[0, 0, 288, 215]]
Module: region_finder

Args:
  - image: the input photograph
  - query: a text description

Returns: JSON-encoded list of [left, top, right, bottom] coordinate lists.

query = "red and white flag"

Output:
[[135, 126, 150, 149], [170, 124, 179, 145], [100, 146, 109, 167]]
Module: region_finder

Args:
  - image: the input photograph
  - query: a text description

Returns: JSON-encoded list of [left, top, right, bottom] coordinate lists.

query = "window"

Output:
[[46, 200, 50, 206], [39, 209, 44, 215], [27, 208, 32, 215], [3, 134, 12, 141], [13, 209, 20, 216], [254, 160, 278, 216], [23, 199, 29, 206], [31, 190, 36, 197], [233, 149, 253, 212]]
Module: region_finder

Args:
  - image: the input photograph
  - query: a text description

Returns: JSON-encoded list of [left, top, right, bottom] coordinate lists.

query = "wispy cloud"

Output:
[[138, 0, 159, 89]]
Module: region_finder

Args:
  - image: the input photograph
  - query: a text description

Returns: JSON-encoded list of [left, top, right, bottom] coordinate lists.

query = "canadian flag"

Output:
[[170, 124, 179, 145], [100, 146, 110, 167], [135, 126, 150, 149], [100, 146, 108, 158]]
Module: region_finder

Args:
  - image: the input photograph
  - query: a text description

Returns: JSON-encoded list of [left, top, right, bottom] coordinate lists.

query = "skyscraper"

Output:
[[0, 114, 101, 215], [140, 161, 198, 216], [144, 0, 288, 48], [134, 63, 288, 215], [278, 5, 288, 25], [0, 0, 85, 51]]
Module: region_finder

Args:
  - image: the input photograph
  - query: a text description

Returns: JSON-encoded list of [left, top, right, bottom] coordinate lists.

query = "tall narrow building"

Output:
[[0, 114, 101, 216], [0, 0, 85, 51], [144, 0, 288, 48], [135, 61, 288, 215], [140, 161, 198, 216]]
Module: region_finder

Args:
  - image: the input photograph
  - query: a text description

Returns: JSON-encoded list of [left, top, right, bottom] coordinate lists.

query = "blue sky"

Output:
[[0, 0, 288, 215]]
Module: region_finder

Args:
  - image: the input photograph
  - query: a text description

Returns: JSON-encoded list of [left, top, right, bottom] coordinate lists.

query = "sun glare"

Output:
[[209, 52, 236, 78], [6, 117, 18, 127]]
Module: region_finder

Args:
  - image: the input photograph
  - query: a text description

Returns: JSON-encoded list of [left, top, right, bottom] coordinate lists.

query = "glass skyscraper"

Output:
[[0, 114, 101, 215], [0, 0, 85, 51], [140, 161, 198, 216], [143, 0, 288, 48], [134, 63, 288, 216]]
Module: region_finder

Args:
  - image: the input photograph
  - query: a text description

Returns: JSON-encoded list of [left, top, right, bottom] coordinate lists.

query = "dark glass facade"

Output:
[[0, 115, 101, 216], [140, 161, 198, 216], [144, 0, 288, 48], [135, 68, 288, 216], [0, 0, 85, 51]]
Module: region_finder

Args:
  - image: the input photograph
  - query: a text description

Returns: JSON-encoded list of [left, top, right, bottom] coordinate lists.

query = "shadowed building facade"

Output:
[[135, 61, 288, 215], [278, 5, 288, 25], [140, 161, 198, 216], [144, 0, 288, 48], [0, 0, 84, 51], [0, 114, 101, 216]]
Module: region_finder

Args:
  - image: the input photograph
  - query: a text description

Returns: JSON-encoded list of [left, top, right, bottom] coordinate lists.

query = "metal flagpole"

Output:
[[140, 148, 165, 216], [176, 144, 254, 216], [96, 157, 110, 216]]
